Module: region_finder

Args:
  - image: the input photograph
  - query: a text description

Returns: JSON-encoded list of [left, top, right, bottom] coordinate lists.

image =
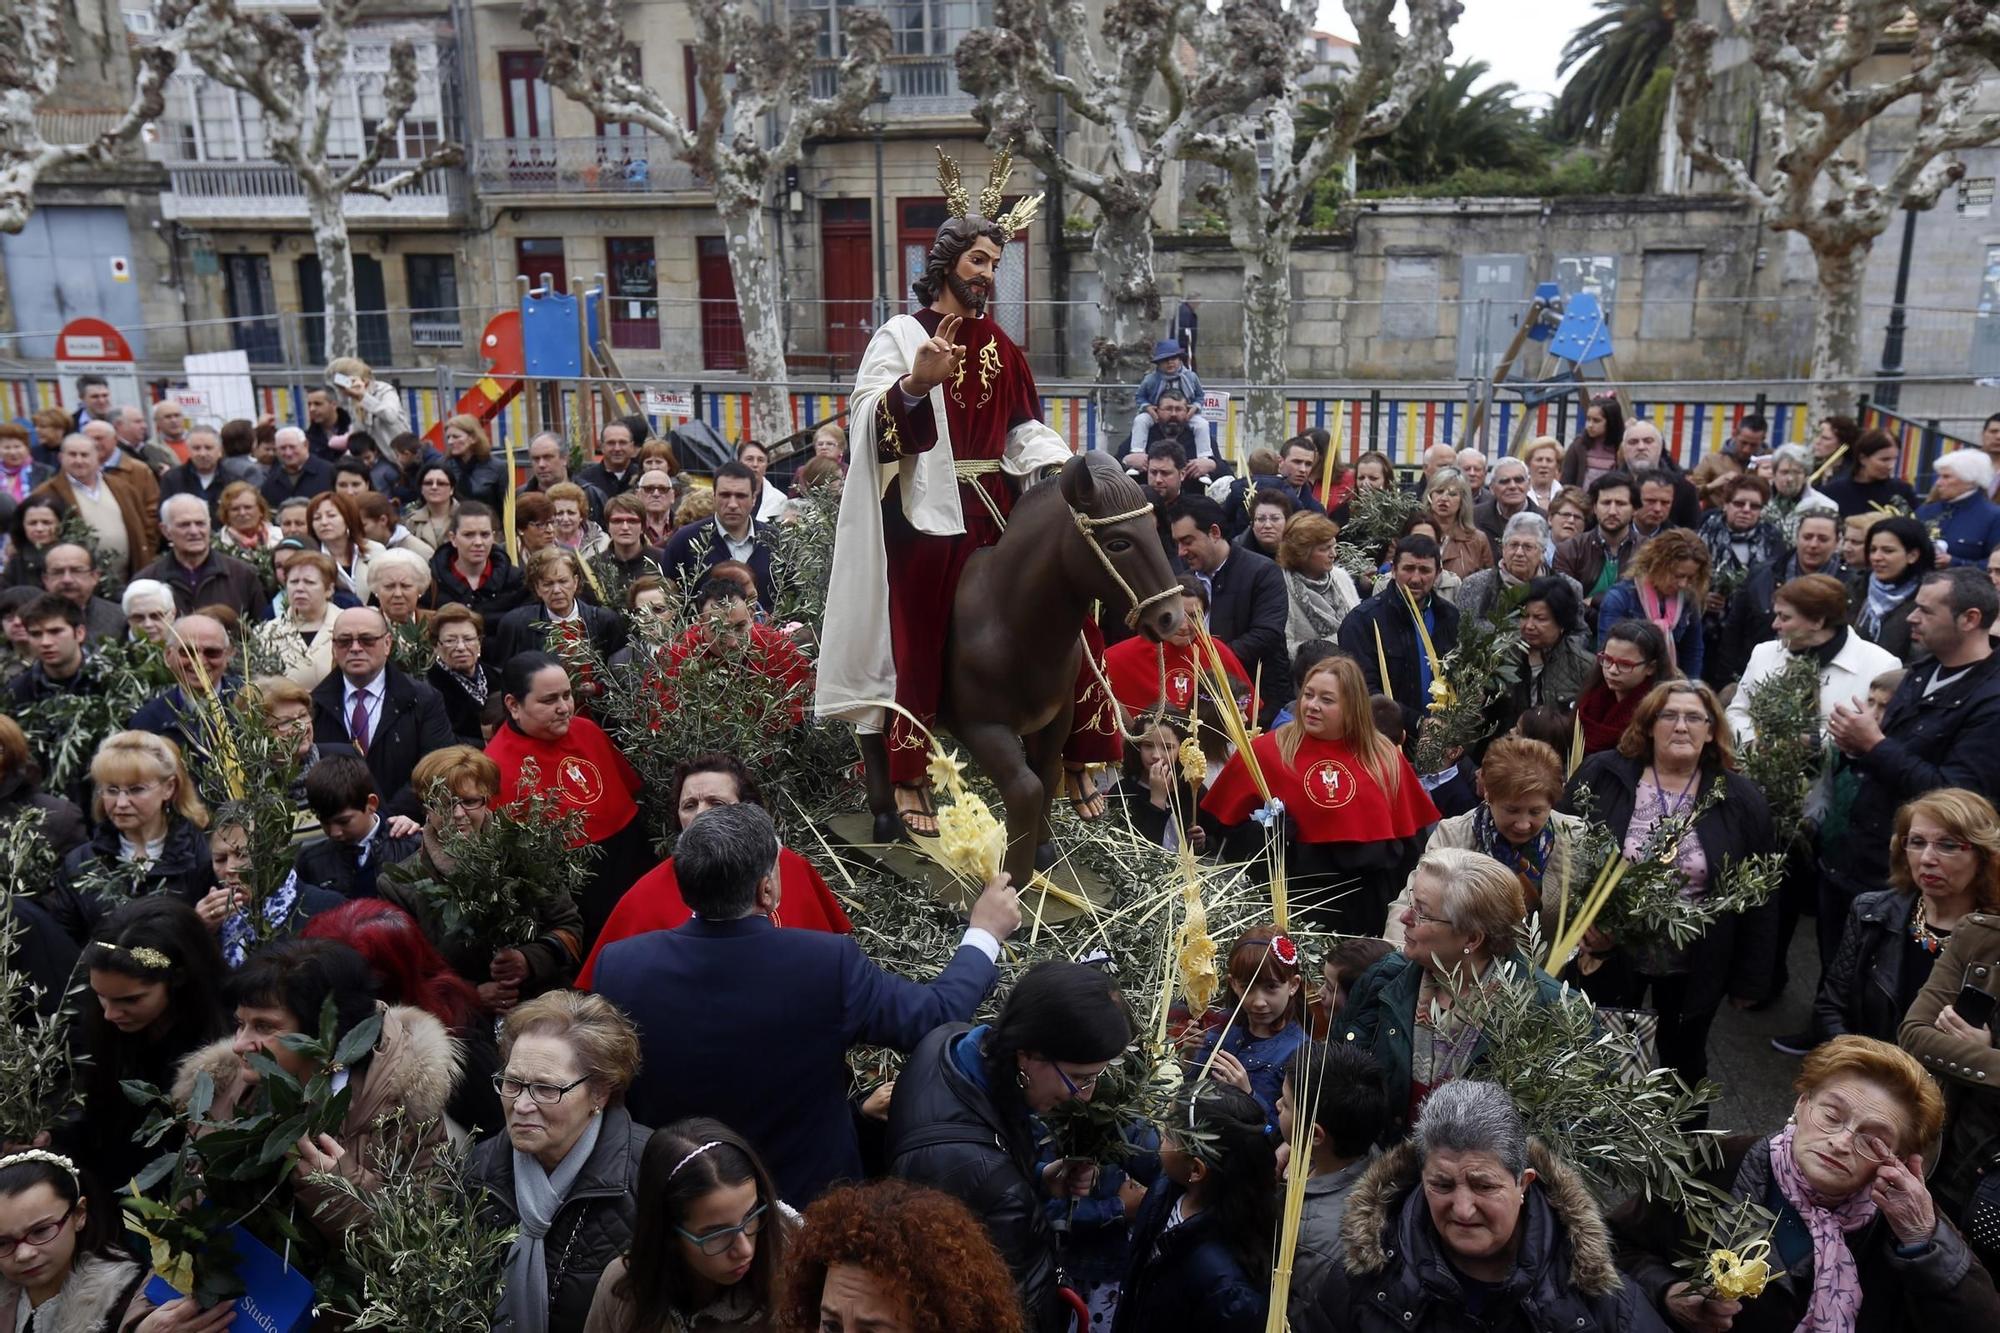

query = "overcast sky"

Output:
[[1315, 0, 1607, 105]]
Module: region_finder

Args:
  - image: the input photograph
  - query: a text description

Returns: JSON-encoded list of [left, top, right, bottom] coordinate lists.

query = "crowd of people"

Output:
[[2, 367, 2000, 1333]]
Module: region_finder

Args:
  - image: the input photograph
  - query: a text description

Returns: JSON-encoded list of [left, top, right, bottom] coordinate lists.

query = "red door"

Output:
[[499, 52, 555, 190], [516, 237, 567, 296], [698, 236, 745, 371], [821, 200, 873, 366]]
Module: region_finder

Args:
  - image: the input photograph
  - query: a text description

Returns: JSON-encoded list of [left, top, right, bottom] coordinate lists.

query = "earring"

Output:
[[1461, 945, 1471, 955], [1015, 1068, 1031, 1090]]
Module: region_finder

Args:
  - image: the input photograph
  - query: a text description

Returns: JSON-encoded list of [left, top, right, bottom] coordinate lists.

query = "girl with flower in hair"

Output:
[[1189, 926, 1307, 1131]]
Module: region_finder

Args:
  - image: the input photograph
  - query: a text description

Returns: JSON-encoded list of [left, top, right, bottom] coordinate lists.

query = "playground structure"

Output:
[[1467, 281, 1624, 438]]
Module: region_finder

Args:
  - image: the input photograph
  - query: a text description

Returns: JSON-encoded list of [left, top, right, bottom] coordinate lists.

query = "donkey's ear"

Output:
[[1059, 453, 1098, 510]]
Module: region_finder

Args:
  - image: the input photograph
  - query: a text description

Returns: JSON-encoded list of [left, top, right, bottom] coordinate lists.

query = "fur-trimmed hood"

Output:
[[1340, 1138, 1623, 1298], [171, 1001, 461, 1132], [0, 1252, 144, 1333]]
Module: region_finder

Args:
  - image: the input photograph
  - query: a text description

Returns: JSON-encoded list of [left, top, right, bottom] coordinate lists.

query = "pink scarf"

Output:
[[1767, 1124, 1877, 1333], [1638, 582, 1683, 672]]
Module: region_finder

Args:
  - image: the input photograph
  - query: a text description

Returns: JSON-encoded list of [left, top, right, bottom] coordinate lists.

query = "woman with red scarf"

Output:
[[485, 650, 653, 947], [577, 752, 849, 986], [1205, 655, 1437, 936], [1103, 575, 1251, 718], [1575, 619, 1672, 755]]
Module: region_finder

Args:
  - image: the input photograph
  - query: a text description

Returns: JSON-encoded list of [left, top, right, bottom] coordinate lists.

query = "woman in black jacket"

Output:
[[425, 603, 504, 745], [1560, 680, 1776, 1091], [1815, 788, 2000, 1043], [470, 990, 651, 1333], [884, 960, 1135, 1333], [441, 414, 507, 511], [49, 732, 214, 944]]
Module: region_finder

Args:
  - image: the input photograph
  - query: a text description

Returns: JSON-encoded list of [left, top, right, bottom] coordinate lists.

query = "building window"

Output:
[[222, 254, 282, 363], [406, 254, 462, 346], [166, 41, 443, 165], [500, 51, 555, 139], [1975, 245, 2000, 378], [802, 0, 987, 57], [606, 237, 660, 349], [697, 236, 744, 371], [1640, 251, 1700, 342]]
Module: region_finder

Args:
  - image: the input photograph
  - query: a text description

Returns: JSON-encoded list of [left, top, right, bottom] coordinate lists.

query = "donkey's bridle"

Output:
[[1069, 501, 1183, 631]]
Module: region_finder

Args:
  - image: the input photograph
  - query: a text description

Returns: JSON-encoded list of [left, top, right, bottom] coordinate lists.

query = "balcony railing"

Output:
[[409, 313, 466, 347], [160, 160, 464, 222], [811, 55, 974, 117], [470, 137, 702, 196]]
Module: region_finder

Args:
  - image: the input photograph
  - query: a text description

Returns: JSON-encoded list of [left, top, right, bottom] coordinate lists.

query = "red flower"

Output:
[[1270, 934, 1299, 968]]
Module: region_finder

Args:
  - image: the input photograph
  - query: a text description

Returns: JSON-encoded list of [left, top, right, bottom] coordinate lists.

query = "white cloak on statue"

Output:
[[814, 312, 1070, 729]]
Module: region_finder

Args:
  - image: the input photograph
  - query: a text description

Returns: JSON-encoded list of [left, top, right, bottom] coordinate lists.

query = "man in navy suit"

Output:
[[592, 802, 1021, 1204]]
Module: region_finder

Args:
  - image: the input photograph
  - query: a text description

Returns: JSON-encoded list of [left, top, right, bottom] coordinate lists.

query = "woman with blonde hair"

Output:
[[1339, 849, 1571, 1136], [51, 731, 214, 937], [1596, 528, 1711, 678], [1277, 511, 1360, 655], [1562, 679, 1775, 1088], [1205, 655, 1438, 934], [1516, 435, 1565, 511], [441, 413, 505, 509], [1422, 468, 1494, 577], [251, 549, 342, 687], [1816, 789, 2000, 1044], [326, 355, 411, 441]]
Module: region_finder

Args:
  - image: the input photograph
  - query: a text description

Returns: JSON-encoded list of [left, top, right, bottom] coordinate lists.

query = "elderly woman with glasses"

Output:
[[1614, 1037, 1998, 1333], [1562, 680, 1776, 1090], [1304, 1080, 1663, 1333], [468, 990, 649, 1333], [1340, 848, 1571, 1139], [1453, 513, 1580, 625]]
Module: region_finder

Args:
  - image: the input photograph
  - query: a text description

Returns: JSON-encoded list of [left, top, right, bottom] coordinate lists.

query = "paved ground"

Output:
[[1709, 924, 1820, 1133]]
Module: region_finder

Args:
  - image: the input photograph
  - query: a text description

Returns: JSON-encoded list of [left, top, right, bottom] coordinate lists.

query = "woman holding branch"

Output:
[[1562, 681, 1776, 1092]]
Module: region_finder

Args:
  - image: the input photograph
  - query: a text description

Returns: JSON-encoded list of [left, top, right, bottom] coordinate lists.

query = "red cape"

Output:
[[1103, 636, 1251, 716], [485, 715, 642, 845], [1202, 731, 1437, 842], [577, 845, 851, 987]]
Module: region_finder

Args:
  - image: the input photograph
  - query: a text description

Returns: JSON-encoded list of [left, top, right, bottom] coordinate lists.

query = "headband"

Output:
[[0, 1150, 81, 1189], [93, 941, 173, 971], [667, 1141, 723, 1182]]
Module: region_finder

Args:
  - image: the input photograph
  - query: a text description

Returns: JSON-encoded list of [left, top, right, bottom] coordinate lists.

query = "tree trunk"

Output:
[[305, 179, 358, 362], [717, 186, 791, 444], [1089, 201, 1162, 453], [1233, 179, 1295, 456], [1806, 236, 1871, 422]]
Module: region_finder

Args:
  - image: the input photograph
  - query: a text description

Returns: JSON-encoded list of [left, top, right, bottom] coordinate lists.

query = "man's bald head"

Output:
[[167, 613, 233, 688], [1422, 443, 1457, 477], [82, 420, 117, 460]]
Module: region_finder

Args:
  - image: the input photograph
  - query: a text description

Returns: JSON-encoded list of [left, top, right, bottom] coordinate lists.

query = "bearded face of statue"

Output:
[[914, 217, 1008, 309], [945, 237, 1002, 316]]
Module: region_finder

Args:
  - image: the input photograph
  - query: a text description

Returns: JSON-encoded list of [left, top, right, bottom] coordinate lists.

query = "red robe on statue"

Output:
[[874, 308, 1117, 783]]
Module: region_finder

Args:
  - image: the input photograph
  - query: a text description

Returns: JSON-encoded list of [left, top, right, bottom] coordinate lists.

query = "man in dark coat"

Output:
[[659, 461, 778, 608], [309, 607, 455, 819], [1168, 494, 1291, 722], [591, 802, 1018, 1206], [260, 427, 336, 507], [1338, 535, 1462, 738], [1827, 568, 2000, 955], [138, 494, 269, 622]]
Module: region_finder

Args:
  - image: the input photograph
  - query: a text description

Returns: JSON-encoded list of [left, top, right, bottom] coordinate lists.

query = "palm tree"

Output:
[[1353, 62, 1545, 190], [1553, 0, 1678, 144]]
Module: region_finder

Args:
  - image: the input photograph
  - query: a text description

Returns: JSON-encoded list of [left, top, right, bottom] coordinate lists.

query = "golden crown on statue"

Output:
[[935, 144, 1045, 235]]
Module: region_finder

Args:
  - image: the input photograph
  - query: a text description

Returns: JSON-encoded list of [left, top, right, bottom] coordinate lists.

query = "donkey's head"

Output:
[[1058, 453, 1183, 642]]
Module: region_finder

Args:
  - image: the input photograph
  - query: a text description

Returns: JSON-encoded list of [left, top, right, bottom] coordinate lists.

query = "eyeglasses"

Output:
[[1802, 1095, 1897, 1162], [675, 1203, 768, 1256], [1596, 653, 1646, 671], [1656, 709, 1712, 729], [1907, 836, 1971, 857], [448, 794, 489, 814], [1407, 904, 1451, 928], [101, 781, 161, 801], [0, 1204, 76, 1252], [331, 633, 388, 649], [436, 634, 480, 651], [1040, 1057, 1107, 1096], [492, 1073, 591, 1105], [638, 484, 673, 496]]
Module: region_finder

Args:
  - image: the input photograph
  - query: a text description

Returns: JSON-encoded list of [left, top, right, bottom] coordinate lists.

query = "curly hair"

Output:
[[911, 216, 1009, 307], [775, 1180, 1023, 1333], [1628, 528, 1712, 605], [1889, 788, 2000, 909]]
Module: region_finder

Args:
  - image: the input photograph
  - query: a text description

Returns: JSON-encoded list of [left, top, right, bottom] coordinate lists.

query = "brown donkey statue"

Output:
[[858, 452, 1183, 888]]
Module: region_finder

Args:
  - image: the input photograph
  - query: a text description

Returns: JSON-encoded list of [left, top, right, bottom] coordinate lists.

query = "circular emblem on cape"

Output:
[[1167, 667, 1195, 706], [557, 755, 605, 806], [1302, 758, 1357, 811]]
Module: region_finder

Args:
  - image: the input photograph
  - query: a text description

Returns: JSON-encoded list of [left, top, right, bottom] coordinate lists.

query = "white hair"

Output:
[[1456, 448, 1485, 469], [1935, 449, 1995, 493], [1501, 511, 1551, 544], [159, 493, 208, 525], [274, 425, 308, 448], [366, 546, 432, 594], [1492, 456, 1529, 481], [121, 579, 174, 616], [1415, 1079, 1530, 1178]]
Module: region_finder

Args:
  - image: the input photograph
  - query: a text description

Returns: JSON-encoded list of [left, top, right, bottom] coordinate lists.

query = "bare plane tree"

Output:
[[160, 0, 464, 361], [1185, 0, 1458, 450], [1673, 0, 2000, 419], [0, 0, 179, 234], [524, 0, 889, 444]]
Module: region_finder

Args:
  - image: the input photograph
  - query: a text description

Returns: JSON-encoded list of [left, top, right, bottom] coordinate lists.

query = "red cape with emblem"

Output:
[[1103, 635, 1252, 717], [1202, 730, 1438, 843]]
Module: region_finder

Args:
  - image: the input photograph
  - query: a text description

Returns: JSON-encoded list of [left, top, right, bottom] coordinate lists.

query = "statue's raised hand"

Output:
[[905, 314, 965, 398]]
